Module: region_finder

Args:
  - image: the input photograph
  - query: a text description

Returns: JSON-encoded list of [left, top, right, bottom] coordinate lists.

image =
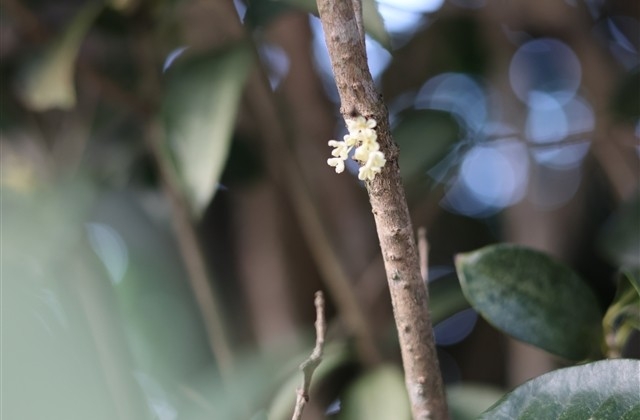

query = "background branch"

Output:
[[291, 291, 326, 420], [243, 67, 381, 365], [315, 0, 448, 418], [143, 121, 235, 380]]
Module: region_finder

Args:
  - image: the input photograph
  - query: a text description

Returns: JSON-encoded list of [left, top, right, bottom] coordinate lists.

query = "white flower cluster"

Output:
[[327, 116, 386, 181]]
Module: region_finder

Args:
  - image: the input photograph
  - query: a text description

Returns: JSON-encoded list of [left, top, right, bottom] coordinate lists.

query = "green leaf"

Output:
[[277, 0, 390, 49], [339, 365, 410, 420], [599, 191, 640, 268], [429, 273, 470, 326], [393, 109, 461, 183], [447, 383, 504, 420], [2, 181, 152, 420], [163, 44, 252, 216], [17, 1, 104, 111], [455, 244, 603, 361], [479, 359, 640, 419]]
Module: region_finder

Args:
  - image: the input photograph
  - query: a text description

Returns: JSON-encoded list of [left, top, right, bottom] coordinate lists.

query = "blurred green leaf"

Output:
[[393, 109, 460, 183], [2, 182, 151, 420], [429, 273, 470, 326], [17, 1, 104, 110], [479, 359, 640, 419], [447, 383, 504, 420], [455, 244, 603, 361], [163, 43, 252, 216], [277, 0, 390, 49], [599, 191, 640, 268], [339, 365, 410, 420], [90, 190, 212, 388], [179, 351, 299, 420]]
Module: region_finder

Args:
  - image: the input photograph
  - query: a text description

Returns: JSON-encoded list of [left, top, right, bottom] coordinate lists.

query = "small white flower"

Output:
[[327, 116, 385, 180], [328, 140, 350, 160], [367, 150, 386, 169], [353, 140, 379, 162], [358, 167, 372, 181], [358, 151, 386, 181], [328, 157, 345, 173], [346, 116, 376, 133], [343, 134, 358, 147]]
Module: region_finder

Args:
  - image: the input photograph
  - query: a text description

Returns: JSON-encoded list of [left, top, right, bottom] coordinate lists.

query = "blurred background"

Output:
[[1, 0, 638, 418]]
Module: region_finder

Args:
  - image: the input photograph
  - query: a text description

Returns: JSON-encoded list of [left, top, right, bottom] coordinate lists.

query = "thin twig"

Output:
[[417, 227, 428, 283], [292, 291, 326, 420], [315, 0, 448, 418]]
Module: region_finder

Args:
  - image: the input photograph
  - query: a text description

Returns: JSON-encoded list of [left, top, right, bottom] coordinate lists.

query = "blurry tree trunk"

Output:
[[267, 12, 377, 280], [236, 8, 381, 363], [232, 183, 298, 349]]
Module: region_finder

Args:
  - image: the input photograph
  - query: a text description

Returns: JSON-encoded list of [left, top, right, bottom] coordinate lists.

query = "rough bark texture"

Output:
[[315, 0, 448, 418]]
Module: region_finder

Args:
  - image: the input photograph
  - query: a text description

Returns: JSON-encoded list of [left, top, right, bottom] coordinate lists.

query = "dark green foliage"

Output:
[[480, 360, 640, 419], [456, 244, 603, 360]]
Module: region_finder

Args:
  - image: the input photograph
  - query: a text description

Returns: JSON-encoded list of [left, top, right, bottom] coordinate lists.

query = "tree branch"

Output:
[[315, 0, 448, 418], [143, 121, 235, 380], [292, 291, 326, 420]]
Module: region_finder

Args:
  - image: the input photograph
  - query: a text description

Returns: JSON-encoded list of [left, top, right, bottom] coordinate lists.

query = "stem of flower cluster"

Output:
[[315, 0, 449, 418]]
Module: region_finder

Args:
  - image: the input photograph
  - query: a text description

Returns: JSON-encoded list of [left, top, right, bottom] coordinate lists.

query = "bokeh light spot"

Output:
[[606, 16, 640, 69], [378, 0, 443, 37], [310, 16, 391, 102], [415, 73, 487, 133], [526, 93, 593, 169], [510, 38, 581, 106], [442, 140, 529, 217]]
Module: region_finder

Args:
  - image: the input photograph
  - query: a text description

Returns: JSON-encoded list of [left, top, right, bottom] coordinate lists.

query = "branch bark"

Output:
[[315, 1, 448, 418]]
